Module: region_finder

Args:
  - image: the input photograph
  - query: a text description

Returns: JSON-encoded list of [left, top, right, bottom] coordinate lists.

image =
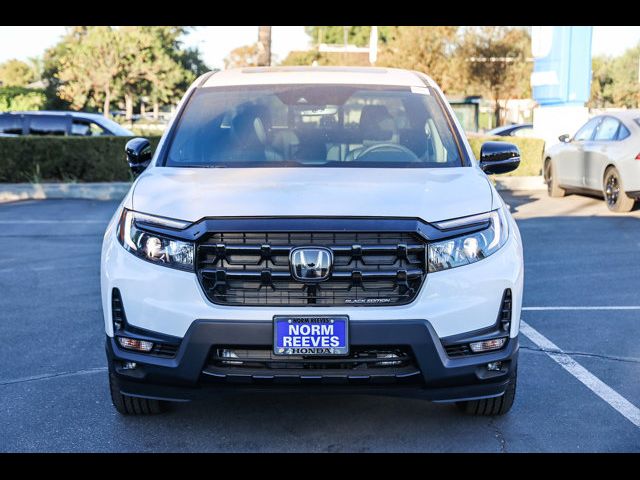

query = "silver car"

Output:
[[544, 110, 640, 212]]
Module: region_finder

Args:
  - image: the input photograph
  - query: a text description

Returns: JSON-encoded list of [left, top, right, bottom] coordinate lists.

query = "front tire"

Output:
[[604, 167, 635, 213], [109, 372, 168, 415], [544, 159, 565, 198], [456, 368, 517, 416]]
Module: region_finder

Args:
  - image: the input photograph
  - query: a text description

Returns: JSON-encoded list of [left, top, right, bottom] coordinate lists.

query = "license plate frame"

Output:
[[273, 315, 349, 356]]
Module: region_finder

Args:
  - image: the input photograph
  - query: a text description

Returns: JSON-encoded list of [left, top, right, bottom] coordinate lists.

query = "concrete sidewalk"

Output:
[[0, 182, 132, 203], [0, 176, 547, 203]]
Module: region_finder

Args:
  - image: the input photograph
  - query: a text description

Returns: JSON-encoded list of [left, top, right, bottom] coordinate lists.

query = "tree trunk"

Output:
[[125, 93, 134, 122], [257, 26, 272, 66], [153, 101, 159, 120], [494, 98, 501, 128], [140, 101, 146, 116], [103, 86, 111, 118]]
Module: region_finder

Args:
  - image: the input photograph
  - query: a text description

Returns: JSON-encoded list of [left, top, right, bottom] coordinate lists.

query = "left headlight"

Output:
[[427, 208, 509, 273], [116, 208, 194, 271]]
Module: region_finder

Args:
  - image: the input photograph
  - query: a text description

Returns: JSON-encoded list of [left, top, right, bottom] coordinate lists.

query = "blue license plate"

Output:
[[273, 316, 349, 356]]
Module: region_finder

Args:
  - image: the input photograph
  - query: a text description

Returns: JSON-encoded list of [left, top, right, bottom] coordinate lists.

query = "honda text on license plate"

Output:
[[273, 316, 349, 356]]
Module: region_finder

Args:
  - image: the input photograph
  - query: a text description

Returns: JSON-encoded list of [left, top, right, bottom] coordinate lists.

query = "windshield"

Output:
[[165, 84, 464, 168]]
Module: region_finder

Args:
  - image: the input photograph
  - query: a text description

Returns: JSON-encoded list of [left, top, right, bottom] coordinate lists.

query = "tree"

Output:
[[116, 27, 188, 121], [224, 43, 261, 69], [55, 26, 122, 117], [377, 27, 460, 93], [0, 86, 46, 111], [0, 59, 35, 87], [458, 26, 532, 126], [177, 46, 209, 79], [589, 55, 615, 108], [44, 26, 207, 118], [139, 27, 207, 118], [257, 26, 272, 66], [41, 30, 81, 110], [280, 49, 322, 66], [609, 43, 640, 108], [305, 26, 393, 47]]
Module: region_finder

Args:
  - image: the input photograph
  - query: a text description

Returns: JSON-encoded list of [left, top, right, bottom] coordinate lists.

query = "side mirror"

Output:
[[125, 137, 152, 175], [558, 134, 571, 143], [479, 141, 520, 175]]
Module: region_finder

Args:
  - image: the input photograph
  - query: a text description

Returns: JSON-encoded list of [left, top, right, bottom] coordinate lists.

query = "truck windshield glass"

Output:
[[166, 84, 464, 168]]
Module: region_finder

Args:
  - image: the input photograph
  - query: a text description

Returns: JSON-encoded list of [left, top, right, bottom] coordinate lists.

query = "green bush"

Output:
[[0, 134, 544, 183], [0, 136, 161, 183], [466, 136, 545, 176], [0, 86, 46, 112]]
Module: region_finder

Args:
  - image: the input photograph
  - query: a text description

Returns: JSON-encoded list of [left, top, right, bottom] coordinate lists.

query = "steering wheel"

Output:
[[353, 143, 419, 162]]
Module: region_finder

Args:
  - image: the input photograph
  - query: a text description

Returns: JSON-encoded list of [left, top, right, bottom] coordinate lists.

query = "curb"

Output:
[[0, 182, 132, 203], [493, 176, 546, 191], [0, 176, 547, 203]]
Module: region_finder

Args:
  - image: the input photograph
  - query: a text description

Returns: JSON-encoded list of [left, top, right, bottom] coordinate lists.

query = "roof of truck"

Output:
[[201, 66, 434, 88]]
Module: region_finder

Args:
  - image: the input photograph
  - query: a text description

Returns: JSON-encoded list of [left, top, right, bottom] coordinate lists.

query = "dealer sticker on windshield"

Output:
[[273, 316, 349, 356]]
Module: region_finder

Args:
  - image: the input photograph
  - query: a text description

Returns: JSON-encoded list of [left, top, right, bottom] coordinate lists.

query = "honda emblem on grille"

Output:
[[290, 247, 333, 282]]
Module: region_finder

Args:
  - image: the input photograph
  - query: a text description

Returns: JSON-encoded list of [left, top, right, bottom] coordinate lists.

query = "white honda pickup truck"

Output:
[[101, 66, 524, 416]]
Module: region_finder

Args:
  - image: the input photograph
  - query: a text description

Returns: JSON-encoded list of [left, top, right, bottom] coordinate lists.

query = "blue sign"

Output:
[[531, 26, 593, 106]]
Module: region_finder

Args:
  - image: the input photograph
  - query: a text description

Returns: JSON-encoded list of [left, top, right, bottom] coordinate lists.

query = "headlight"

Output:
[[116, 208, 194, 271], [427, 208, 509, 272]]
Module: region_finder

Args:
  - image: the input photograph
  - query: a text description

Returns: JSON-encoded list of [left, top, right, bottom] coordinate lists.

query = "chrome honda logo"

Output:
[[290, 247, 333, 282]]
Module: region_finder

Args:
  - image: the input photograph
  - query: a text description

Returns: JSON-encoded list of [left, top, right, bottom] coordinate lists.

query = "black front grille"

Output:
[[203, 346, 422, 385], [196, 232, 426, 306]]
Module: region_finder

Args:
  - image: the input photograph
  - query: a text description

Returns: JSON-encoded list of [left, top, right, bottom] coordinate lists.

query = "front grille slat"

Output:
[[150, 343, 179, 358], [203, 346, 423, 386], [196, 231, 427, 306], [444, 344, 471, 357]]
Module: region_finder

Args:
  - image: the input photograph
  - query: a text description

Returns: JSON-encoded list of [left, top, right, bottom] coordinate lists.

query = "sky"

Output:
[[0, 26, 638, 69]]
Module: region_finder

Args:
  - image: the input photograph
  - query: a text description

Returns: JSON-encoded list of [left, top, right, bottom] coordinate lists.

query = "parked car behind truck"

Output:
[[544, 111, 640, 212], [0, 111, 134, 137]]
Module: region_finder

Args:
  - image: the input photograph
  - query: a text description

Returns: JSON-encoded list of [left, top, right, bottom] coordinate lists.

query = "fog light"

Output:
[[220, 349, 242, 365], [486, 361, 502, 371], [469, 337, 507, 353], [123, 362, 137, 370], [118, 337, 154, 352]]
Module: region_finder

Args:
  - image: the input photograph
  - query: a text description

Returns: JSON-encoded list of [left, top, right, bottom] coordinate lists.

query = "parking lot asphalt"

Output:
[[0, 191, 638, 452]]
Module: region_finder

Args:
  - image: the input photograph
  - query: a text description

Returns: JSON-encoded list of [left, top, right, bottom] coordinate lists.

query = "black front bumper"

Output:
[[107, 319, 519, 403]]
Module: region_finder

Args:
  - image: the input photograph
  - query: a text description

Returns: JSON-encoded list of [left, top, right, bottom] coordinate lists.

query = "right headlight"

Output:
[[427, 208, 509, 273]]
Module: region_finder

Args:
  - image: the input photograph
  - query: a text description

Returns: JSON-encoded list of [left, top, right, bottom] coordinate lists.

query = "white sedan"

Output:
[[544, 110, 640, 212]]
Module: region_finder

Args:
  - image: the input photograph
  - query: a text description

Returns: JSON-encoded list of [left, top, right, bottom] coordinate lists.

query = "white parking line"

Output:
[[520, 320, 640, 428], [0, 367, 107, 386], [523, 306, 640, 311], [0, 264, 96, 274]]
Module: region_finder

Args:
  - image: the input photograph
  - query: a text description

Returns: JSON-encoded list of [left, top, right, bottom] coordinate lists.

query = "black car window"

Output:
[[71, 120, 107, 136], [166, 84, 464, 168], [574, 118, 600, 141], [0, 115, 24, 135], [593, 117, 620, 141], [28, 116, 68, 136]]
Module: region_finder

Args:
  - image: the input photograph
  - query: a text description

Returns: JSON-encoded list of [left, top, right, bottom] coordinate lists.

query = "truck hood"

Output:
[[132, 167, 493, 224]]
